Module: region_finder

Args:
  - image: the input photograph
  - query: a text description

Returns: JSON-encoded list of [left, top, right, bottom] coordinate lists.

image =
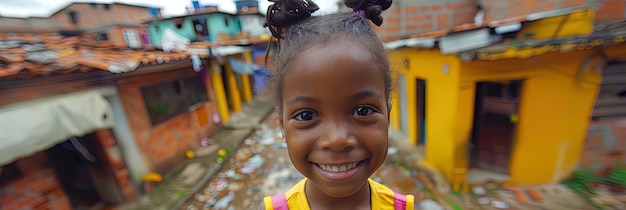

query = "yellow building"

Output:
[[387, 8, 626, 190]]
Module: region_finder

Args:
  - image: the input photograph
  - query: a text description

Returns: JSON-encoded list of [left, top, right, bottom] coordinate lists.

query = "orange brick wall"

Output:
[[117, 68, 220, 173], [93, 129, 137, 201], [579, 118, 626, 171], [480, 0, 589, 22], [49, 3, 152, 30], [376, 0, 479, 41], [377, 0, 626, 41], [0, 153, 72, 210], [596, 0, 626, 21]]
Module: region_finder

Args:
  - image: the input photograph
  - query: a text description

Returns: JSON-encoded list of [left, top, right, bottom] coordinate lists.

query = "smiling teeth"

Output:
[[318, 162, 359, 172]]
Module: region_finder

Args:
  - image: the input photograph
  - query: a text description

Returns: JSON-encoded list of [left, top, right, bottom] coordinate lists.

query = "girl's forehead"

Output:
[[282, 43, 385, 95]]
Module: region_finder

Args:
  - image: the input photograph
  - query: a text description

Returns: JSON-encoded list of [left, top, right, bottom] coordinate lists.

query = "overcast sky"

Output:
[[0, 0, 340, 18]]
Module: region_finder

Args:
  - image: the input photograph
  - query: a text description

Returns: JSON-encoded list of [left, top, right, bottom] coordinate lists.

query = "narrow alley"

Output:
[[179, 112, 605, 210]]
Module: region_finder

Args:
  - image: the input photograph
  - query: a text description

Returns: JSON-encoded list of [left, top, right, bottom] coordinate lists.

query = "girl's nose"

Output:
[[319, 122, 357, 152]]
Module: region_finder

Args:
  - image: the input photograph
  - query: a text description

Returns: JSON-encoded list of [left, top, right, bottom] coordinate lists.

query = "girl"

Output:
[[262, 0, 414, 209]]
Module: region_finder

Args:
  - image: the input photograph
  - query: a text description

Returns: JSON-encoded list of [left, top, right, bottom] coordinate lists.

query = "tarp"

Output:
[[0, 91, 113, 165], [228, 58, 258, 74]]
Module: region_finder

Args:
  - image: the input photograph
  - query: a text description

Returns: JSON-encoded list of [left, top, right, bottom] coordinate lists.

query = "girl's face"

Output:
[[279, 41, 389, 199]]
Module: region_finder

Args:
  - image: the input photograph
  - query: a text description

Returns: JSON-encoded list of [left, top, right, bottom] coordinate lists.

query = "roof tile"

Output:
[[0, 36, 192, 79]]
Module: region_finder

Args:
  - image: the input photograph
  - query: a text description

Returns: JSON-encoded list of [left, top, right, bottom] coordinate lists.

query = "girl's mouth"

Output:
[[317, 161, 360, 172], [313, 160, 364, 180]]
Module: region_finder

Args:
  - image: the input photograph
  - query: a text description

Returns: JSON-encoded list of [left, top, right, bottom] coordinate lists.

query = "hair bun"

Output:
[[344, 0, 392, 26], [264, 0, 320, 38]]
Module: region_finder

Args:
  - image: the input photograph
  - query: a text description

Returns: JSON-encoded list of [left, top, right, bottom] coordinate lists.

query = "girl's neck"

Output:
[[304, 180, 371, 210]]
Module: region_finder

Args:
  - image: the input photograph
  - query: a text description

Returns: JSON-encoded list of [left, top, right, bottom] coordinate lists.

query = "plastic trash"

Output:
[[491, 200, 509, 209], [477, 197, 490, 205], [473, 186, 487, 195], [417, 199, 443, 210], [213, 191, 235, 209]]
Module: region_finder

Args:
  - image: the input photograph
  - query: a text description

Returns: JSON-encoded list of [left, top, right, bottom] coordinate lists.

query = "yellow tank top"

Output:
[[263, 178, 415, 210]]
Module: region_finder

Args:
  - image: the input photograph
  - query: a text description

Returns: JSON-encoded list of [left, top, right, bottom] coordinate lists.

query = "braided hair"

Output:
[[264, 0, 393, 109]]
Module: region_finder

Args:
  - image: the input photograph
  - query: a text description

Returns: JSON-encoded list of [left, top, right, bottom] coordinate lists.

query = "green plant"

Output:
[[562, 168, 605, 210], [605, 168, 626, 187]]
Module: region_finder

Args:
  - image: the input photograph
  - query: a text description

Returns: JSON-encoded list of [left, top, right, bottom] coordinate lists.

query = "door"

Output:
[[415, 79, 427, 145], [470, 80, 522, 174]]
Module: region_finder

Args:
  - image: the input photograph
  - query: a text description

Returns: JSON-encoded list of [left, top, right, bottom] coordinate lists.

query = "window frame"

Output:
[[141, 75, 210, 125]]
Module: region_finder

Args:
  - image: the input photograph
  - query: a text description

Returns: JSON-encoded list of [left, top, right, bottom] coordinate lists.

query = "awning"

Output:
[[0, 91, 113, 165]]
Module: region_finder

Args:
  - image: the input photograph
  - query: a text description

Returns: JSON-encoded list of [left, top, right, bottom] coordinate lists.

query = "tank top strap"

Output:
[[263, 193, 289, 210], [393, 192, 415, 210]]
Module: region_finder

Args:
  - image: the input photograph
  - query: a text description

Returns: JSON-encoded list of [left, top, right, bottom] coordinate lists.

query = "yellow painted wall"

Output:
[[393, 47, 604, 186], [390, 49, 462, 182], [461, 49, 602, 185], [389, 70, 401, 131]]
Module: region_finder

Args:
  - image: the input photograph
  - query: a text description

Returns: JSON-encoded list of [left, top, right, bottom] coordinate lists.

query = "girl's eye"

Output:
[[354, 106, 375, 116], [294, 111, 317, 121]]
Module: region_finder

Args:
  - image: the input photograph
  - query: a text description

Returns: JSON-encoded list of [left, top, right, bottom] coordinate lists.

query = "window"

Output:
[[184, 76, 209, 105], [94, 32, 108, 41], [103, 4, 110, 10], [141, 76, 209, 125], [224, 18, 229, 27], [122, 29, 140, 48], [174, 18, 184, 29], [68, 11, 79, 24]]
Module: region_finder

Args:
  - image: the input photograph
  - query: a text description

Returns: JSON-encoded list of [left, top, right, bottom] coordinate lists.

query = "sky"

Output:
[[0, 0, 340, 18]]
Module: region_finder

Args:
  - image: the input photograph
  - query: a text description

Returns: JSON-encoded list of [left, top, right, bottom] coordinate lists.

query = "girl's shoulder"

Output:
[[369, 179, 415, 210], [262, 178, 309, 210]]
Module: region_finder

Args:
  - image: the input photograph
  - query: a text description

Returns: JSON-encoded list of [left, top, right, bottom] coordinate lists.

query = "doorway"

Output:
[[46, 137, 102, 209], [415, 79, 427, 145], [470, 80, 522, 175], [45, 133, 124, 209]]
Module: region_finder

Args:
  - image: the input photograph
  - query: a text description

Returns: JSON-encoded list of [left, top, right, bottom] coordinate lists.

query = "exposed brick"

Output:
[[421, 23, 434, 30], [15, 153, 48, 171], [16, 197, 38, 209], [405, 6, 418, 14], [51, 199, 72, 210], [392, 7, 402, 15], [432, 5, 443, 12], [32, 199, 51, 209], [387, 17, 401, 24]]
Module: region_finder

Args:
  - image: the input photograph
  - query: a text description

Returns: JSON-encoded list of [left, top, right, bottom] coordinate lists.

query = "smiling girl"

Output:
[[261, 0, 414, 209]]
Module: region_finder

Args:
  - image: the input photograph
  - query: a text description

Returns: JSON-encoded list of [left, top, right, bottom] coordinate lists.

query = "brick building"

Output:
[[0, 2, 161, 48], [0, 36, 221, 209]]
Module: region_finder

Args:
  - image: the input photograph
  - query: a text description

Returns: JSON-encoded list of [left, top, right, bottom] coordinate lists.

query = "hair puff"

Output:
[[264, 0, 320, 39], [344, 0, 392, 26]]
